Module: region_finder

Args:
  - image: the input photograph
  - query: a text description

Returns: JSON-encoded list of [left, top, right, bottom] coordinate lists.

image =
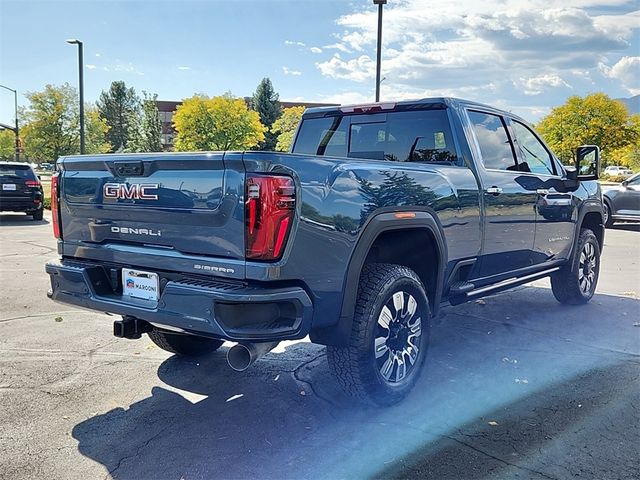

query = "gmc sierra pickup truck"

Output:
[[46, 97, 604, 405]]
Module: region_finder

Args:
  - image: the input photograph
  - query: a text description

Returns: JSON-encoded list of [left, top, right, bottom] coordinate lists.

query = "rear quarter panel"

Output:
[[243, 151, 481, 329]]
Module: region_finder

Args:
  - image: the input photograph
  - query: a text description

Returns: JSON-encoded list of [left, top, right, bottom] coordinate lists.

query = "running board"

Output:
[[449, 267, 561, 305]]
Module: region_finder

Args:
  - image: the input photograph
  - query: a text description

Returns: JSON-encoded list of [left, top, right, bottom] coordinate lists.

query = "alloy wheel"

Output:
[[374, 291, 422, 384], [578, 241, 597, 294]]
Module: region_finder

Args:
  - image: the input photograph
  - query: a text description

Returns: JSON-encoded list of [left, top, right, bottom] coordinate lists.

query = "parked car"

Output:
[[602, 172, 640, 226], [603, 165, 633, 178], [46, 97, 604, 405], [0, 162, 44, 220]]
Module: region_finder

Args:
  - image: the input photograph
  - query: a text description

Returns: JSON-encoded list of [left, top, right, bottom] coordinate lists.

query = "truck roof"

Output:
[[303, 97, 530, 124]]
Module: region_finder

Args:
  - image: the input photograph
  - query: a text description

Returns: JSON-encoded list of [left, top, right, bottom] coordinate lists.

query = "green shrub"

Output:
[[43, 197, 51, 210]]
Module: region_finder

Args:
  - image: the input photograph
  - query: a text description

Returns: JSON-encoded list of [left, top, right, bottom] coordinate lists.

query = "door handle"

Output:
[[536, 189, 550, 195], [485, 187, 503, 196]]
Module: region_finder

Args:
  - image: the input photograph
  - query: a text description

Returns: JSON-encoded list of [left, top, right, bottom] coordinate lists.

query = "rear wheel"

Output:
[[551, 228, 600, 305], [148, 328, 224, 356], [327, 263, 430, 406], [32, 209, 43, 221]]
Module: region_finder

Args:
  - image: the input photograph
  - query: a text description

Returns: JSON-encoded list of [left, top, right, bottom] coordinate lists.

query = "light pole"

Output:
[[373, 0, 387, 102], [66, 39, 85, 154], [0, 84, 20, 161]]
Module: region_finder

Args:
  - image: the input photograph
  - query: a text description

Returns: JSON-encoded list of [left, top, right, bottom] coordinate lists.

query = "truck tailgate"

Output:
[[58, 153, 245, 278]]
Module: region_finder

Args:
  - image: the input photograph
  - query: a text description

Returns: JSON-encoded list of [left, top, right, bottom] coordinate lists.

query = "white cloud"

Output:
[[86, 64, 97, 70], [599, 56, 640, 95], [310, 47, 323, 54], [177, 66, 191, 70], [100, 62, 144, 76], [315, 0, 637, 109], [316, 54, 375, 82], [284, 40, 306, 47], [323, 43, 351, 53], [282, 66, 302, 76], [94, 53, 101, 58], [516, 74, 572, 95]]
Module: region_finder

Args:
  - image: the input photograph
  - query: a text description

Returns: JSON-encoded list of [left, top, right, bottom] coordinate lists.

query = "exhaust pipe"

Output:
[[227, 341, 279, 371]]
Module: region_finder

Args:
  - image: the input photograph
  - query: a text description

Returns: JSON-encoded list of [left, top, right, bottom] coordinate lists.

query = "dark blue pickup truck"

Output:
[[46, 98, 604, 405]]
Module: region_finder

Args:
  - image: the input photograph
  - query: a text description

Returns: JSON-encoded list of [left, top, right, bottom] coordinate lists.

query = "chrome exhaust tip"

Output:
[[226, 341, 279, 371]]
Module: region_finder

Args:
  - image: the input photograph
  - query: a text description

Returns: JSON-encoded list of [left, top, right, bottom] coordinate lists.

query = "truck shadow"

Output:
[[72, 287, 640, 479], [0, 213, 49, 226]]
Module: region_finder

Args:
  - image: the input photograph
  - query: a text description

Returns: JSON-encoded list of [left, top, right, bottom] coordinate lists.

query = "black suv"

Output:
[[0, 162, 44, 220]]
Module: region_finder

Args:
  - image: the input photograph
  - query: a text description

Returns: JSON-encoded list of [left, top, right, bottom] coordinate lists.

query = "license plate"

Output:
[[2, 184, 16, 191], [122, 269, 159, 301]]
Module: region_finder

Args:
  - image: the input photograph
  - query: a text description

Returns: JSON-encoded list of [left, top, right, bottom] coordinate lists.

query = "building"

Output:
[[156, 98, 339, 151]]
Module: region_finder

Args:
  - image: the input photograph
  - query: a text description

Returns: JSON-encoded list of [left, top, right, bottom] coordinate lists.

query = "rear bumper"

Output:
[[45, 259, 313, 342], [0, 197, 42, 212]]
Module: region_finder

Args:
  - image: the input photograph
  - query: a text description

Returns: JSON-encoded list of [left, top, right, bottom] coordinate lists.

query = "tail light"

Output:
[[245, 174, 295, 261], [25, 180, 41, 187], [51, 172, 62, 239]]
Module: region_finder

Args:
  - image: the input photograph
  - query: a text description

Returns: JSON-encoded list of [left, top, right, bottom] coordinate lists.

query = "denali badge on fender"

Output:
[[103, 183, 159, 200]]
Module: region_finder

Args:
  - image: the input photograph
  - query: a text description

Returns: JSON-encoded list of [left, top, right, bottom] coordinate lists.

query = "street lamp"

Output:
[[66, 38, 85, 154], [0, 84, 20, 161], [373, 0, 387, 102]]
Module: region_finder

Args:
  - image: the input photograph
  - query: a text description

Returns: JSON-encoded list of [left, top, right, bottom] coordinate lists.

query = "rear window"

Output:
[[293, 109, 459, 164], [0, 164, 36, 180]]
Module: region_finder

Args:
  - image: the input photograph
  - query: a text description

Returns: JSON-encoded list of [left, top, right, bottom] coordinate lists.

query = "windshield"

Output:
[[293, 108, 459, 164]]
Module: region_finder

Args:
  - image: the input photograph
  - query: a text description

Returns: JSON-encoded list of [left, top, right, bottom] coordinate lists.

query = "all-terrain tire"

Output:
[[327, 263, 430, 406], [551, 228, 600, 305], [148, 328, 224, 356]]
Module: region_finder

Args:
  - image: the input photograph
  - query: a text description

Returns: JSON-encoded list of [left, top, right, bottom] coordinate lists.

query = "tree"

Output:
[[128, 91, 163, 152], [536, 93, 637, 166], [271, 106, 304, 151], [173, 94, 265, 151], [85, 105, 111, 155], [20, 83, 110, 162], [609, 114, 640, 171], [97, 81, 140, 152], [0, 130, 15, 161], [251, 78, 281, 150]]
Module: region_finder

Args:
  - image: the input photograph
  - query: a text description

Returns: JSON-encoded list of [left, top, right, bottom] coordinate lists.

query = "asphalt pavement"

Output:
[[0, 211, 638, 480]]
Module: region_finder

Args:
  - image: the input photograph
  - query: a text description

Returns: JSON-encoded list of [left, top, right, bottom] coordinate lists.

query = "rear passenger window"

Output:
[[293, 109, 459, 164], [468, 111, 517, 171]]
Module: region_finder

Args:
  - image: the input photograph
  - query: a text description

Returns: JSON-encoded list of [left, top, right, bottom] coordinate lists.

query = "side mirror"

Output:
[[575, 145, 600, 181]]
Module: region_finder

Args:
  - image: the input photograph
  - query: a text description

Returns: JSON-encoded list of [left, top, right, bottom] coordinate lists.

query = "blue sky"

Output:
[[1, 0, 638, 126]]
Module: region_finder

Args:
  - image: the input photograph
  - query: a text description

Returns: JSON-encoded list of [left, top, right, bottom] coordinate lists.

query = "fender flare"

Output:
[[570, 201, 604, 259], [311, 209, 448, 346]]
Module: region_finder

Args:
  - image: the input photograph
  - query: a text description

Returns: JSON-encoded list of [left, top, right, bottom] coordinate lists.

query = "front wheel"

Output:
[[603, 201, 615, 227], [148, 328, 224, 356], [551, 228, 600, 305], [327, 263, 430, 406]]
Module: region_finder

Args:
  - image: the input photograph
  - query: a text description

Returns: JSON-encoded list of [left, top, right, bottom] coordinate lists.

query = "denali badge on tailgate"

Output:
[[103, 183, 159, 200]]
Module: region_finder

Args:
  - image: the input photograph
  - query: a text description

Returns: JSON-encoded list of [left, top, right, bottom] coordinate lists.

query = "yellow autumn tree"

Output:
[[609, 114, 640, 171], [536, 93, 637, 167], [173, 93, 265, 151], [271, 106, 304, 152]]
